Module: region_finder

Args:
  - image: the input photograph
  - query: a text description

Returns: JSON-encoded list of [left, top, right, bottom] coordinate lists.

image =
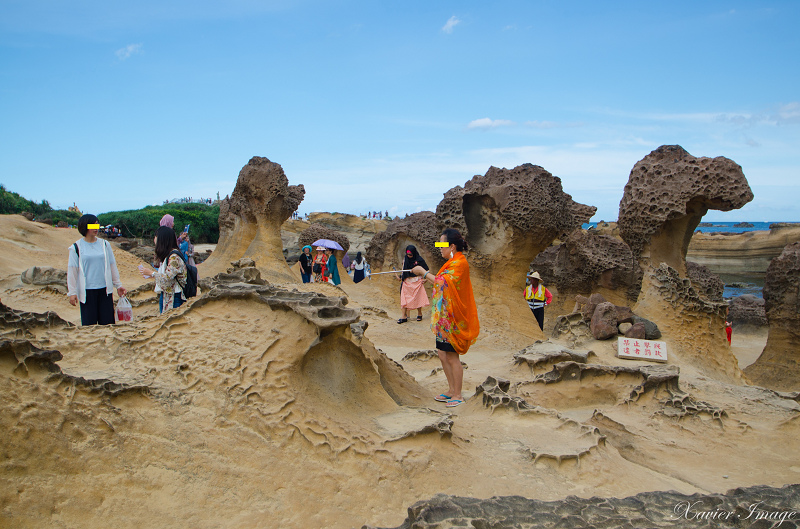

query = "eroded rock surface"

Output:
[[20, 266, 67, 288], [435, 164, 595, 291], [727, 295, 767, 329], [745, 242, 800, 390], [531, 230, 640, 306], [365, 211, 441, 272], [513, 342, 595, 373], [298, 223, 351, 254], [201, 156, 305, 278], [686, 261, 724, 302], [364, 484, 800, 529], [618, 145, 753, 272]]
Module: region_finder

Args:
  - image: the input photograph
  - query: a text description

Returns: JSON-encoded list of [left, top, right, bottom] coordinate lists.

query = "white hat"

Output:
[[526, 271, 541, 280]]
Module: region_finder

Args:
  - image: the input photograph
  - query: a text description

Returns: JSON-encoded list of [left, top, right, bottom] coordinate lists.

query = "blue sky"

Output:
[[1, 1, 798, 222]]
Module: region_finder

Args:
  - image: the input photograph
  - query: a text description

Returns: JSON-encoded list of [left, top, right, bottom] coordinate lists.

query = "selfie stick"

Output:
[[369, 269, 415, 275]]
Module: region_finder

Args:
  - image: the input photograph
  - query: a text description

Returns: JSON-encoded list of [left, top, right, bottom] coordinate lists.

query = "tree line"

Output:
[[0, 185, 221, 243]]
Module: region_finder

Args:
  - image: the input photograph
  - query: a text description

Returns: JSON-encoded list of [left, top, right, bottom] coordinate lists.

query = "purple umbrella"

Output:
[[311, 239, 344, 251]]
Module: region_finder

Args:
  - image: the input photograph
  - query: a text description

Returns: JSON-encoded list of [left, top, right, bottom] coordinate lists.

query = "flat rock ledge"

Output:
[[513, 341, 595, 371], [363, 483, 800, 529]]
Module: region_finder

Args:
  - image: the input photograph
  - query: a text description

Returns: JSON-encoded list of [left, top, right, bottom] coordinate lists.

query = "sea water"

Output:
[[582, 221, 789, 234], [580, 221, 800, 300]]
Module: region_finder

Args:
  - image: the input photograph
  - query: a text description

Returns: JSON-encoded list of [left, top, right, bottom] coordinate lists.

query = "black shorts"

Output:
[[436, 339, 456, 353]]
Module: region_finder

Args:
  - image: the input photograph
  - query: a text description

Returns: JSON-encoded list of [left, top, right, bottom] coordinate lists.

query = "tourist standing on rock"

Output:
[[411, 229, 479, 408], [313, 247, 328, 283], [138, 226, 187, 314], [351, 252, 367, 283], [397, 245, 429, 324], [299, 245, 313, 283], [726, 321, 733, 345], [326, 249, 341, 286], [525, 271, 552, 331], [67, 214, 127, 325]]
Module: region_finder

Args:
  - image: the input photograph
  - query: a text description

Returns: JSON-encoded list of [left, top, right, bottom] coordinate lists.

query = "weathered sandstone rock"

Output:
[[363, 484, 800, 529], [365, 211, 442, 272], [727, 294, 767, 328], [624, 322, 646, 339], [20, 266, 67, 288], [201, 156, 305, 279], [636, 263, 740, 380], [687, 224, 800, 275], [745, 242, 800, 390], [590, 302, 619, 340], [618, 145, 753, 273], [435, 164, 595, 293], [619, 146, 752, 381], [530, 230, 639, 307], [298, 223, 350, 254], [630, 315, 661, 340], [686, 260, 724, 302]]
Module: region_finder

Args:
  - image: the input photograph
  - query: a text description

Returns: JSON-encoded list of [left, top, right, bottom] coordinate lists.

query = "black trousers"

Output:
[[80, 288, 115, 326], [530, 307, 544, 331]]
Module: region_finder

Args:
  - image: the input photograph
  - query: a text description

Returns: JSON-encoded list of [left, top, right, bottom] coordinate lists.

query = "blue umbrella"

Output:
[[311, 239, 344, 251]]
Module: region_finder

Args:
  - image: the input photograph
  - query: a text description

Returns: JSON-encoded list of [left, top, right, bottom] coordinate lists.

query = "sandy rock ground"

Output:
[[1, 215, 797, 529]]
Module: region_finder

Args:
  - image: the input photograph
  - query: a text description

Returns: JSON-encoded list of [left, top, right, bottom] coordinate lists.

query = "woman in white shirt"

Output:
[[67, 214, 127, 325]]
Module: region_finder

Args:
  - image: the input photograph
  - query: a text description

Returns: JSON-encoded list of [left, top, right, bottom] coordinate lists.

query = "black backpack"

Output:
[[169, 250, 198, 298]]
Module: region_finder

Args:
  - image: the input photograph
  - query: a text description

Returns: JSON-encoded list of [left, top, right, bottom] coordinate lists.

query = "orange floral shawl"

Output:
[[430, 251, 479, 354]]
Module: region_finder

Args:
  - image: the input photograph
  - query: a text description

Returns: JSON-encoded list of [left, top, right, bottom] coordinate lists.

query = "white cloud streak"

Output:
[[467, 118, 515, 130], [442, 16, 460, 34], [115, 43, 143, 60]]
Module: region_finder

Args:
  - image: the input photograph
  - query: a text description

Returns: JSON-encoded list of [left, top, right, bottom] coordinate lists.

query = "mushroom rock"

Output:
[[530, 230, 639, 311], [365, 211, 442, 273], [618, 145, 753, 276], [618, 146, 752, 381], [745, 242, 800, 391], [201, 157, 305, 280], [435, 164, 595, 294]]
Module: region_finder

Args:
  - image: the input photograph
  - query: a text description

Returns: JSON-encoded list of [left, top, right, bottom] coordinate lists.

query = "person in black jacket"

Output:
[[396, 245, 430, 323], [299, 245, 313, 283]]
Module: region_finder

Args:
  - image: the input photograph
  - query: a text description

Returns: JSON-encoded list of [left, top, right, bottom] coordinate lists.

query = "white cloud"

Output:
[[115, 43, 142, 60], [775, 102, 800, 124], [524, 120, 559, 129], [467, 118, 515, 130], [442, 16, 460, 34]]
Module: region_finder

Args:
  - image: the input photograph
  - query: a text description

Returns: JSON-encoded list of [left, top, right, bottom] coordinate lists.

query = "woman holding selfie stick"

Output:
[[411, 228, 479, 408]]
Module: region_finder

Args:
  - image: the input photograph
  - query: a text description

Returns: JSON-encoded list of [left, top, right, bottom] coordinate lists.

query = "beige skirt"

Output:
[[400, 277, 430, 309]]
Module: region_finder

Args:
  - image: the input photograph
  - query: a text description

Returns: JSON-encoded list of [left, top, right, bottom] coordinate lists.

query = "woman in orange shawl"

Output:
[[411, 228, 479, 407]]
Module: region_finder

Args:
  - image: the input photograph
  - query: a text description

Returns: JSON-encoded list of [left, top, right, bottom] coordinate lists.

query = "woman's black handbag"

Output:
[[313, 263, 321, 274]]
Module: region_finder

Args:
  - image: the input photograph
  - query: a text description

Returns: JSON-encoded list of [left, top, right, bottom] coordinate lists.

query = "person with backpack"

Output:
[[139, 226, 190, 313], [67, 214, 128, 325]]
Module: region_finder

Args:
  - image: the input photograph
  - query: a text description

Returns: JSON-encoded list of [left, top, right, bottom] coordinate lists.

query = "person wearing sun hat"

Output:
[[524, 271, 552, 331]]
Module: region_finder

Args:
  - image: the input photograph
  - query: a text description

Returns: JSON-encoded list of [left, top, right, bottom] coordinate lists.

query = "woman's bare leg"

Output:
[[446, 351, 464, 401], [437, 348, 455, 397]]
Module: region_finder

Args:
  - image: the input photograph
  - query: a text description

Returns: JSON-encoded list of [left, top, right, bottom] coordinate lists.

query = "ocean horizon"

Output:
[[583, 221, 799, 234]]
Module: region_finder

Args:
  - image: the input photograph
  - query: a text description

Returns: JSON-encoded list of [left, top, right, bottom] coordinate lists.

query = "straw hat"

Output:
[[526, 271, 542, 280]]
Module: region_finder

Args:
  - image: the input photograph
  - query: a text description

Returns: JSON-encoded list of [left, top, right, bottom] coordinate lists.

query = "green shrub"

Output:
[[98, 203, 220, 243], [36, 209, 81, 226], [0, 184, 52, 216]]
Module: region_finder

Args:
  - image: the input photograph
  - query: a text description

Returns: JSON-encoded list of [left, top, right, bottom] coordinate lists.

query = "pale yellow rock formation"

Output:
[[200, 156, 305, 281]]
